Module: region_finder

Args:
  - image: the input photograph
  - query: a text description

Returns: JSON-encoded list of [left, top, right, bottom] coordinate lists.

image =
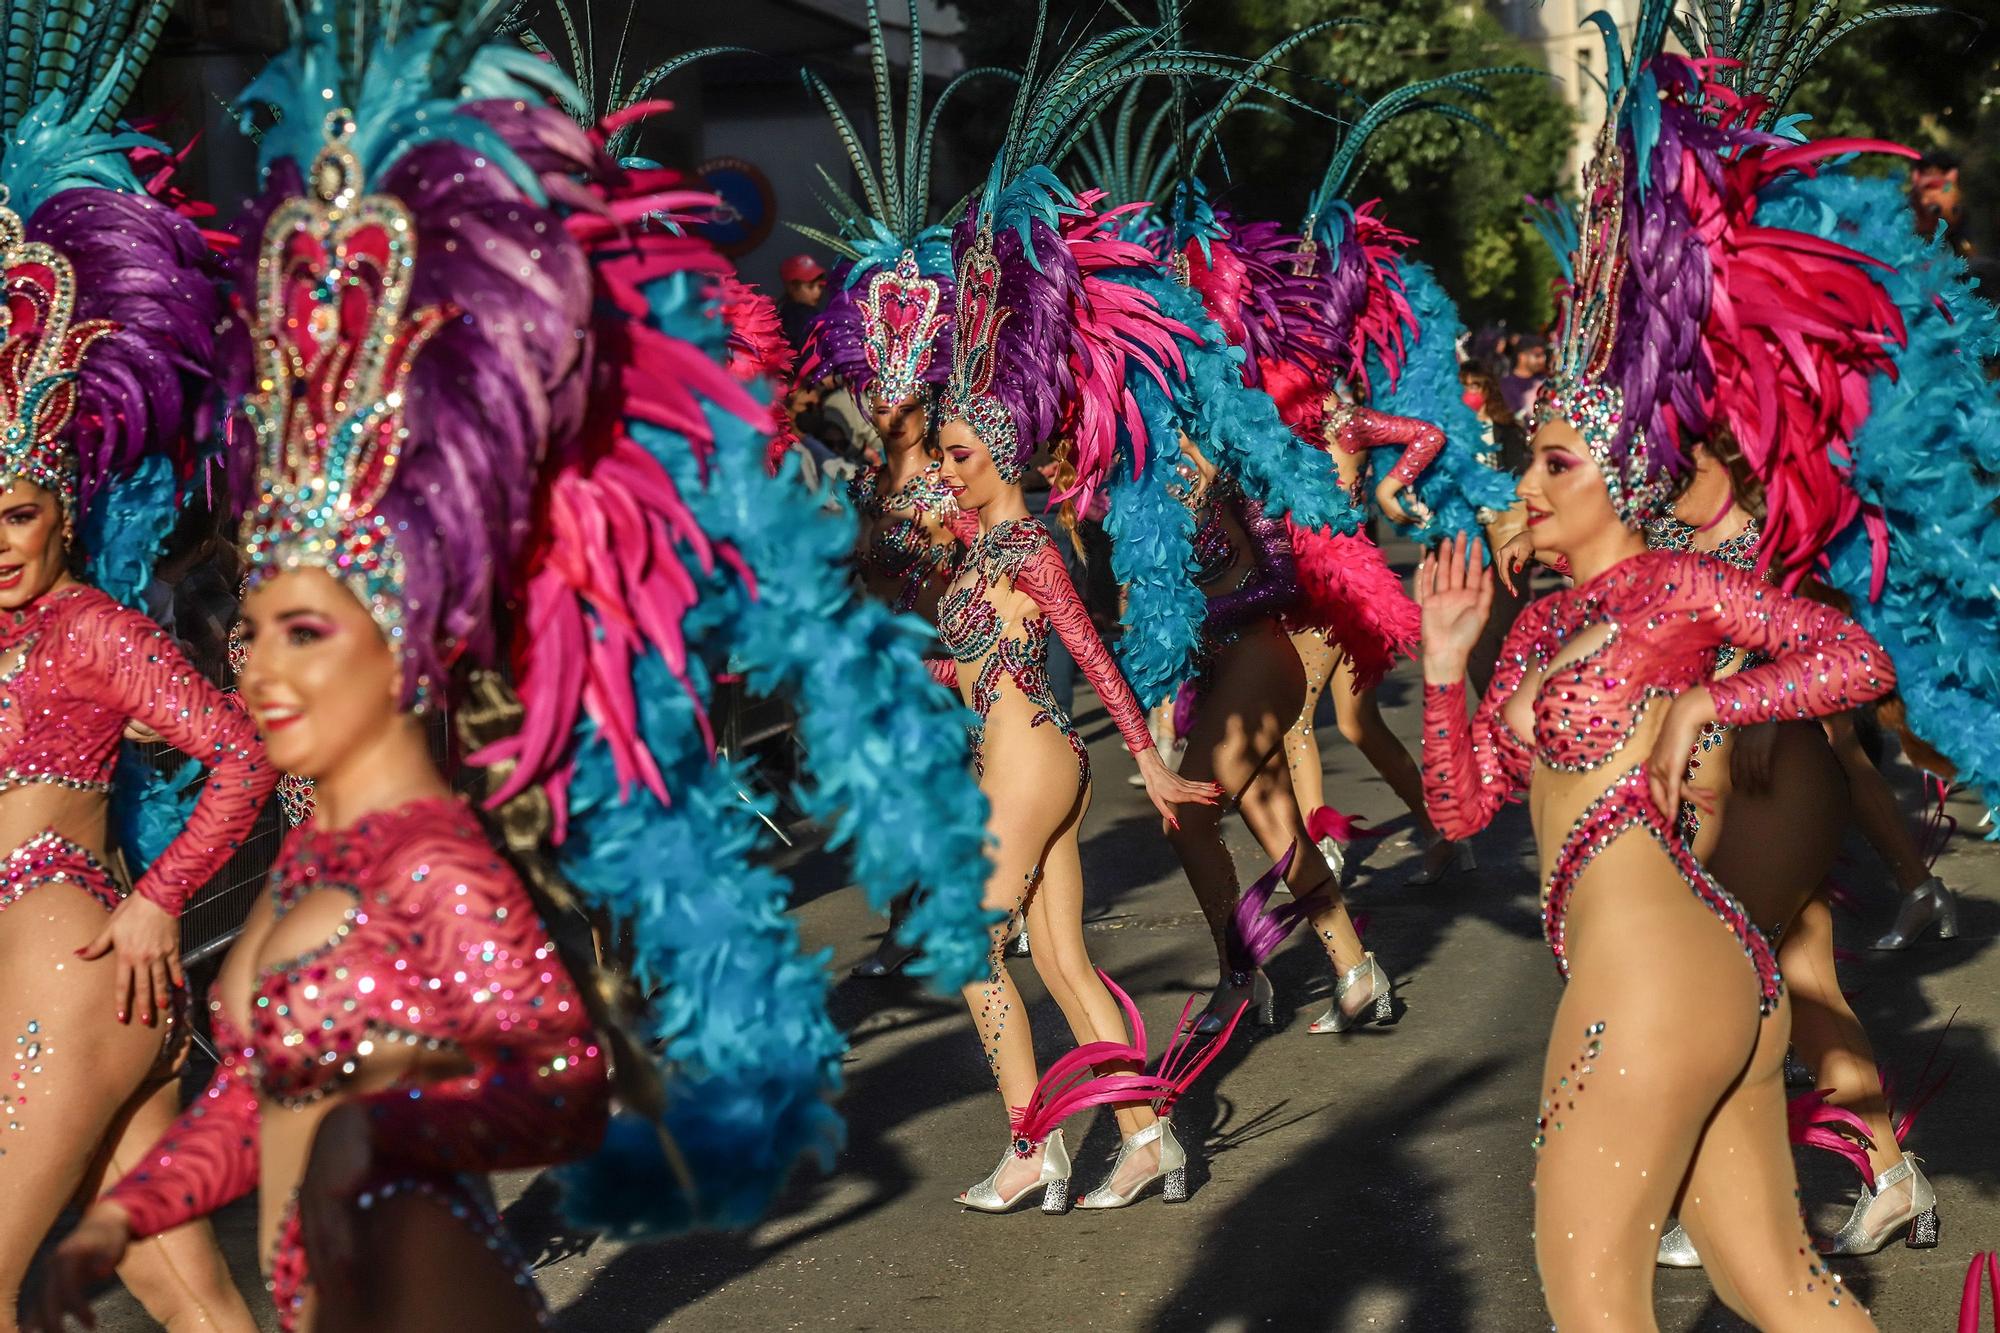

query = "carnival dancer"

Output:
[[0, 4, 277, 1327], [792, 2, 973, 977], [39, 1, 999, 1324], [929, 16, 1293, 1211], [1418, 12, 1927, 1321]]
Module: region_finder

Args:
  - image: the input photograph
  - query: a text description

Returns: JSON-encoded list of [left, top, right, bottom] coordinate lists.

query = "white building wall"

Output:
[[1490, 0, 1649, 185]]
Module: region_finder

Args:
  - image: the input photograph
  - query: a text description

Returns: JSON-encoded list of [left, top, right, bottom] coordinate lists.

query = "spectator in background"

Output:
[[778, 253, 829, 356], [1498, 333, 1547, 418], [1460, 364, 1533, 696], [1910, 151, 1972, 255]]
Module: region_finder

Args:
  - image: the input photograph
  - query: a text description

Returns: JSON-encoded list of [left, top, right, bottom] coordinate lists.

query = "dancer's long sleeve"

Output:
[[104, 1015, 262, 1239], [1015, 544, 1154, 755], [1332, 405, 1445, 487], [1205, 500, 1300, 638], [1692, 562, 1894, 724], [55, 591, 275, 913], [1422, 609, 1544, 840]]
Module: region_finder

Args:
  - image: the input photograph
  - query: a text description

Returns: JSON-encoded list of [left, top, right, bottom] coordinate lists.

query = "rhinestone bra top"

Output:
[[1188, 484, 1301, 643], [1423, 549, 1893, 838], [0, 584, 274, 912], [104, 797, 608, 1244], [936, 516, 1154, 757]]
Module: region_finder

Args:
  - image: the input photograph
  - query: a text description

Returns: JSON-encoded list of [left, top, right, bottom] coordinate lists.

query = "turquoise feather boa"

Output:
[[553, 269, 994, 1236], [1760, 170, 2000, 832]]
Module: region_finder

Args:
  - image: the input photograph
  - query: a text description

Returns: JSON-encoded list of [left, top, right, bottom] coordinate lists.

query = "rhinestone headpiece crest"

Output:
[[861, 249, 945, 412], [0, 201, 116, 515], [240, 112, 451, 660], [1535, 91, 1671, 525], [943, 222, 1023, 482]]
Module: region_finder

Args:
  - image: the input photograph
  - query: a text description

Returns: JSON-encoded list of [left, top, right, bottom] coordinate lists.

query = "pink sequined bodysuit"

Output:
[[1325, 403, 1444, 506], [935, 516, 1153, 781], [1422, 550, 1891, 1012], [850, 461, 964, 613], [104, 797, 608, 1328], [0, 583, 272, 913]]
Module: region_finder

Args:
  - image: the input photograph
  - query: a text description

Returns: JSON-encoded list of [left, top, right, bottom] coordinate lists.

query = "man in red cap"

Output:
[[779, 253, 829, 357]]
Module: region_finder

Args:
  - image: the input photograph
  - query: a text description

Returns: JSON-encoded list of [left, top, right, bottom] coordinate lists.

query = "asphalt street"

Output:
[[64, 620, 1999, 1332]]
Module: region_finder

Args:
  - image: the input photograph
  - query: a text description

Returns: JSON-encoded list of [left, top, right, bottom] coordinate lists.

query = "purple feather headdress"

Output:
[[228, 104, 598, 706], [802, 250, 954, 412], [0, 183, 217, 520], [944, 209, 1079, 483]]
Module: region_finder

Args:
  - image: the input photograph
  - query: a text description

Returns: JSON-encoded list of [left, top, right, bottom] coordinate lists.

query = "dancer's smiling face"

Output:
[[938, 417, 1012, 509], [0, 480, 70, 611], [1518, 416, 1621, 555], [237, 567, 404, 779]]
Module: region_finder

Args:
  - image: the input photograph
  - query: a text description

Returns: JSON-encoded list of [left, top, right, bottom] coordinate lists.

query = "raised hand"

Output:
[[1417, 532, 1494, 684]]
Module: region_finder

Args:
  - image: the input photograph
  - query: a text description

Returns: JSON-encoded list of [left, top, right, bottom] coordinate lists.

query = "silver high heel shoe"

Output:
[[956, 1127, 1073, 1214], [1406, 838, 1475, 886], [1077, 1118, 1189, 1209], [1309, 953, 1394, 1033], [1871, 877, 1959, 950], [1816, 1152, 1939, 1255], [1190, 968, 1276, 1037], [1656, 1219, 1702, 1268]]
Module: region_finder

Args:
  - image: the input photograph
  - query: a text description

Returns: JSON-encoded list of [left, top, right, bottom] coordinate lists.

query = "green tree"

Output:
[[943, 1, 1576, 330]]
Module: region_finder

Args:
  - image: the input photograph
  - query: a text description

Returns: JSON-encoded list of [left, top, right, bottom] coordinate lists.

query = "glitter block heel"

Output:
[[1906, 1206, 1940, 1249], [1161, 1166, 1188, 1203]]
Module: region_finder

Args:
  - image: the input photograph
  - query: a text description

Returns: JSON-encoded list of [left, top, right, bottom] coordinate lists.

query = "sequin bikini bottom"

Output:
[[270, 1172, 545, 1331], [1542, 763, 1782, 1015], [0, 829, 122, 914]]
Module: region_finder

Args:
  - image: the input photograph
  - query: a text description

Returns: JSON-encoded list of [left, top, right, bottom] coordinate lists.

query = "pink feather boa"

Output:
[[1283, 522, 1420, 691]]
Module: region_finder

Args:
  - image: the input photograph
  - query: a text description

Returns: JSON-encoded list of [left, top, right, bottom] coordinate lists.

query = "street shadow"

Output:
[[1148, 1057, 1507, 1332]]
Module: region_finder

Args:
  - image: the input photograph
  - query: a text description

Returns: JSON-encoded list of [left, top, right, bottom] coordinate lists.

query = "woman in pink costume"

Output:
[[932, 45, 1228, 1208], [0, 8, 276, 1327], [1418, 21, 1912, 1324], [23, 7, 699, 1324]]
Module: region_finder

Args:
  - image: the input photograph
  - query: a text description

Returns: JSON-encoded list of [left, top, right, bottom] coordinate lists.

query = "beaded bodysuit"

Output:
[[1423, 550, 1891, 1013], [850, 460, 964, 613], [934, 516, 1152, 782], [104, 797, 608, 1329], [0, 583, 272, 913]]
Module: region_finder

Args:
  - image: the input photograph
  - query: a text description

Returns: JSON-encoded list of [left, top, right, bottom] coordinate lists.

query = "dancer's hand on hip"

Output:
[[1137, 747, 1221, 829], [78, 895, 184, 1026], [1647, 688, 1720, 821], [1375, 477, 1419, 526], [1417, 532, 1493, 684], [30, 1202, 132, 1331]]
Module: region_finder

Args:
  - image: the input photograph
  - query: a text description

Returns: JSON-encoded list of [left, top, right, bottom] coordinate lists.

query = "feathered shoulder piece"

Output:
[[0, 0, 218, 560], [1540, 3, 1908, 550], [792, 0, 987, 410]]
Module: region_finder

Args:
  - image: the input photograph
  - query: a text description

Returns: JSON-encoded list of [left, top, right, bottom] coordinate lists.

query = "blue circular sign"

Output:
[[693, 156, 776, 258]]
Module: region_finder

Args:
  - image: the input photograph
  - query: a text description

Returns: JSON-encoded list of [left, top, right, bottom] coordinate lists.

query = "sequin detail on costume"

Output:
[[937, 516, 1154, 779], [1532, 1021, 1605, 1151], [849, 461, 962, 612], [0, 830, 120, 914], [0, 585, 272, 913], [103, 797, 609, 1327], [1, 1018, 46, 1153], [1423, 550, 1890, 1012], [1326, 402, 1445, 500], [860, 250, 946, 412], [1183, 480, 1300, 661]]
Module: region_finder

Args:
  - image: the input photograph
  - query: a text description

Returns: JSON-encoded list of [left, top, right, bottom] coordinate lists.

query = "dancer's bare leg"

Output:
[[0, 883, 192, 1333], [1779, 898, 1900, 1176], [1283, 629, 1338, 818], [1326, 659, 1455, 877], [1169, 626, 1361, 1007], [1823, 711, 1931, 895], [310, 1188, 538, 1333]]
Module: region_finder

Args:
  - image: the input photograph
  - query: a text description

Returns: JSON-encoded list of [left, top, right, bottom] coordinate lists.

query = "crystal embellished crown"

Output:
[[239, 113, 451, 661], [943, 222, 1022, 481], [860, 250, 945, 412], [0, 201, 116, 515]]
